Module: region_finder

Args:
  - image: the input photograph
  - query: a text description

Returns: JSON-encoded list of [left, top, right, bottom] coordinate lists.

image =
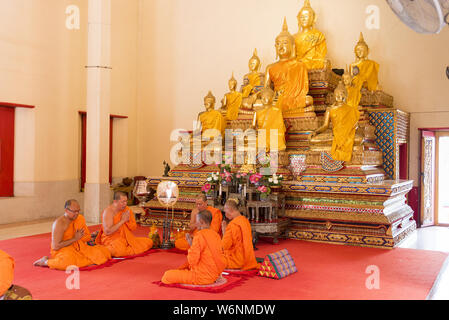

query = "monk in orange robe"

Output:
[[96, 191, 153, 257], [162, 210, 226, 285], [33, 200, 111, 270], [0, 250, 14, 299], [175, 194, 222, 251], [222, 199, 259, 270]]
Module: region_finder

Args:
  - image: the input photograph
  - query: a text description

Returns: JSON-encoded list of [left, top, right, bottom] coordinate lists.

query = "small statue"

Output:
[[241, 49, 265, 98], [349, 32, 380, 92], [294, 0, 329, 70], [252, 87, 286, 152], [310, 81, 361, 162], [221, 73, 243, 121], [163, 161, 171, 177], [148, 223, 161, 248], [196, 91, 226, 139], [342, 65, 362, 109], [265, 18, 314, 117]]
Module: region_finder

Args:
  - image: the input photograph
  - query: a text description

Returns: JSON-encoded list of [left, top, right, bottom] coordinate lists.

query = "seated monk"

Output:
[[1, 250, 32, 300], [0, 249, 14, 299], [162, 210, 226, 285], [33, 200, 111, 270], [222, 199, 259, 271], [96, 191, 153, 257], [175, 194, 222, 251]]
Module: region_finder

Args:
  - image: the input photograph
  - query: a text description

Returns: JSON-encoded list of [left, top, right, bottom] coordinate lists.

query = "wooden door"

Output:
[[420, 131, 436, 227], [0, 107, 15, 197]]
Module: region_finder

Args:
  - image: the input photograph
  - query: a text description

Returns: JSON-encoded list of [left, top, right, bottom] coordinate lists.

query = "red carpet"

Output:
[[0, 225, 447, 300]]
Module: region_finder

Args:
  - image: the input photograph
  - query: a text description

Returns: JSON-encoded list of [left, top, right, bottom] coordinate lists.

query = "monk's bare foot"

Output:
[[33, 256, 49, 267]]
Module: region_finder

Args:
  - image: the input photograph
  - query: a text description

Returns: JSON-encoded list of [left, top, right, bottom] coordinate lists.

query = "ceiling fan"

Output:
[[386, 0, 449, 78]]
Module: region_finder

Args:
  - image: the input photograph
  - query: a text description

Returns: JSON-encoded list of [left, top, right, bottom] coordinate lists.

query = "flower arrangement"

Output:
[[249, 172, 284, 199]]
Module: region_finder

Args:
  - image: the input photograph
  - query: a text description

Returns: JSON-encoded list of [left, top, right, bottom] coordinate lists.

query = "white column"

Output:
[[84, 0, 112, 223]]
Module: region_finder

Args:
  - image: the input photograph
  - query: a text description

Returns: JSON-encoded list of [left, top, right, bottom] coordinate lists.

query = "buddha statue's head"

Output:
[[275, 18, 296, 60], [297, 0, 316, 30], [204, 91, 216, 111], [354, 32, 369, 60], [228, 73, 238, 91], [260, 87, 275, 106], [334, 81, 348, 104], [248, 49, 261, 73]]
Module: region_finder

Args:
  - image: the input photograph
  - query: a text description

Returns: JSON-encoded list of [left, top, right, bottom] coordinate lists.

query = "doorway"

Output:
[[419, 129, 449, 227]]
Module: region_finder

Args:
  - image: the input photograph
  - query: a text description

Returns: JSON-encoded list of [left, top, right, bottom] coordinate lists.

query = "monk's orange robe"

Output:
[[96, 207, 153, 257], [162, 228, 226, 285], [222, 215, 258, 270], [0, 250, 14, 296], [47, 215, 111, 270], [175, 206, 223, 251]]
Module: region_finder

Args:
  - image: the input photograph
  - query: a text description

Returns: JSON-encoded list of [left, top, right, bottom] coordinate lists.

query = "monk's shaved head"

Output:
[[114, 191, 128, 201], [197, 193, 208, 202], [224, 199, 239, 211], [197, 210, 212, 226], [64, 199, 79, 210]]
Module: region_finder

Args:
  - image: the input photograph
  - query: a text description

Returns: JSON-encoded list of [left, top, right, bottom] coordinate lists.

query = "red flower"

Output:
[[201, 184, 212, 193], [249, 173, 263, 184], [257, 185, 268, 193]]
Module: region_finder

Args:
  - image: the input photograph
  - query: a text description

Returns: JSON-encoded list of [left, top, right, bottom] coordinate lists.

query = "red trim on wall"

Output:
[[408, 186, 420, 227], [80, 113, 87, 191], [0, 107, 15, 197], [0, 102, 35, 109], [419, 128, 449, 132], [399, 143, 408, 180], [109, 117, 113, 185]]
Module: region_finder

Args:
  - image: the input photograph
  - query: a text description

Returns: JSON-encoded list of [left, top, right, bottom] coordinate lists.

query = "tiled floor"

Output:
[[0, 220, 448, 299]]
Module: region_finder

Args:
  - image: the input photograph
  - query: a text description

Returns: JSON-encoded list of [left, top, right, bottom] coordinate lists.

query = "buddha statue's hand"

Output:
[[324, 59, 331, 70], [305, 95, 314, 107]]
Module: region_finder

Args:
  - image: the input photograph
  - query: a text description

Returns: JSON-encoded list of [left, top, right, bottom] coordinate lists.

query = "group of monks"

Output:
[[0, 192, 259, 299]]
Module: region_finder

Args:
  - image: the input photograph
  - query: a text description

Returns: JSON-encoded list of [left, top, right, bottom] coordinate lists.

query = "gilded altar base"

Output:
[[283, 179, 416, 248]]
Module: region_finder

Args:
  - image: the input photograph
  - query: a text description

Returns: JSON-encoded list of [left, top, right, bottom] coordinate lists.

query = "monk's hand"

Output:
[[121, 210, 130, 223], [74, 229, 85, 241], [185, 233, 193, 246]]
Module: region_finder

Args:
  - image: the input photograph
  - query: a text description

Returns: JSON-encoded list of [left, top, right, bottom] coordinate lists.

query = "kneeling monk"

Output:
[[175, 194, 222, 251], [96, 191, 153, 257], [222, 199, 259, 270], [162, 210, 226, 285], [33, 200, 111, 270]]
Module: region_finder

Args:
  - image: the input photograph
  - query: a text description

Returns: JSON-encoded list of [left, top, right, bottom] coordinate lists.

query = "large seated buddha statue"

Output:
[[221, 73, 243, 121], [310, 81, 361, 162], [265, 18, 314, 117], [252, 87, 286, 152], [350, 32, 380, 93], [294, 0, 329, 70], [197, 91, 226, 140]]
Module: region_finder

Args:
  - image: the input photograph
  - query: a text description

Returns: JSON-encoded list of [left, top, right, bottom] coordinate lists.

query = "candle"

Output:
[[219, 184, 222, 196]]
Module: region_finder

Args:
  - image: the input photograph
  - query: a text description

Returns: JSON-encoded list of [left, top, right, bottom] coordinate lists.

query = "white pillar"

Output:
[[84, 0, 112, 223]]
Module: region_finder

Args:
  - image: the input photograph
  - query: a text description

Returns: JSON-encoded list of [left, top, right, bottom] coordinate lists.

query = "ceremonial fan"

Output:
[[386, 0, 449, 78], [156, 181, 179, 249]]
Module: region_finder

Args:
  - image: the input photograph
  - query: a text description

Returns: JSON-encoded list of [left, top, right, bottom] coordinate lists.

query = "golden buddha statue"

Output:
[[241, 49, 265, 98], [349, 32, 380, 92], [221, 73, 243, 121], [310, 81, 361, 162], [265, 18, 313, 117], [294, 0, 329, 70], [342, 65, 362, 108], [252, 87, 286, 152], [197, 91, 226, 139]]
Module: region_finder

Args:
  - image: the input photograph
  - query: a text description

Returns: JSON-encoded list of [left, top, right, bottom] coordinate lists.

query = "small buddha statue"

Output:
[[252, 87, 286, 152], [294, 0, 329, 70], [349, 32, 380, 92], [221, 73, 243, 121], [197, 91, 226, 139], [310, 81, 361, 162], [265, 18, 314, 117], [241, 49, 265, 98], [342, 65, 362, 108]]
